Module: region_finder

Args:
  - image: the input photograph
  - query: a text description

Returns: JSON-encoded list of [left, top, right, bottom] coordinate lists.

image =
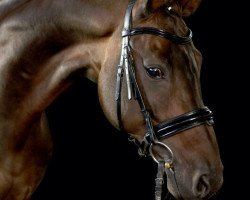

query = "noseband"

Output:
[[115, 0, 214, 199]]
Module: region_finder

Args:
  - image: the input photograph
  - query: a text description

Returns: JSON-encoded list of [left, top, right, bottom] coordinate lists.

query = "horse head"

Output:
[[98, 0, 223, 199]]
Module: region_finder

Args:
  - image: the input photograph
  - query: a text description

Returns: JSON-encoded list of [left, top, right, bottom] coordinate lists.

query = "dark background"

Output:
[[33, 1, 245, 199]]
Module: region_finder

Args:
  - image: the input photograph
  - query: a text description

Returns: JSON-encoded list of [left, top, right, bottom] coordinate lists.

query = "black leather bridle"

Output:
[[115, 1, 214, 199], [115, 0, 213, 155]]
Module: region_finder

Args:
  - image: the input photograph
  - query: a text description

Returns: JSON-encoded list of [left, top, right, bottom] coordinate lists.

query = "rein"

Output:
[[115, 0, 214, 199]]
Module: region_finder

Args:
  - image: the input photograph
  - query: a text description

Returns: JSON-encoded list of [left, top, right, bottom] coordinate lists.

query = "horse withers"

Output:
[[0, 0, 223, 199]]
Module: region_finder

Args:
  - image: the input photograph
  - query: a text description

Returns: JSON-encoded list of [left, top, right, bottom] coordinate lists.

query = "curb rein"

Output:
[[115, 0, 214, 199]]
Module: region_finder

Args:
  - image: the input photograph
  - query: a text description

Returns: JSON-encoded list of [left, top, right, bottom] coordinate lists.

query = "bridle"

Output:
[[115, 0, 214, 199]]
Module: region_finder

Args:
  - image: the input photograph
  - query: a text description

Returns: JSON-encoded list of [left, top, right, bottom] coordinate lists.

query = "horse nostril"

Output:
[[195, 175, 210, 198]]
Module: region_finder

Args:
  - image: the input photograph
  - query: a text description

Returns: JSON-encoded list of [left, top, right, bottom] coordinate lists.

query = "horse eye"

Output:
[[145, 67, 164, 79]]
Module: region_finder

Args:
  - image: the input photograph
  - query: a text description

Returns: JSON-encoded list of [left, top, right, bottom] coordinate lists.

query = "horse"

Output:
[[0, 0, 223, 199]]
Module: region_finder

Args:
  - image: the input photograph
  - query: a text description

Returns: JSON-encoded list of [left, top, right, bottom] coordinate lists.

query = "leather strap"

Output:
[[154, 107, 214, 140], [123, 27, 192, 45], [155, 161, 165, 200]]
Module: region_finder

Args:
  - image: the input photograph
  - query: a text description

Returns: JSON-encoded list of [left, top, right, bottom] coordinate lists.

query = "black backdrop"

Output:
[[32, 1, 244, 199]]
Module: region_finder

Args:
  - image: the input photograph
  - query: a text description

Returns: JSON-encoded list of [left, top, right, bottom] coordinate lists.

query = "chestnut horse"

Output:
[[0, 0, 223, 199]]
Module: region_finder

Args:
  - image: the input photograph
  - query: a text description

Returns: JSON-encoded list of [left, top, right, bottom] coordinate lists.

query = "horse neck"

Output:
[[0, 0, 127, 78], [0, 0, 126, 35], [0, 0, 127, 115]]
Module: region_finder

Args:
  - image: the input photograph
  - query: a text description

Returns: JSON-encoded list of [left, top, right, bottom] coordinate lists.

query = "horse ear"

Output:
[[177, 0, 202, 16], [134, 0, 166, 18], [134, 0, 201, 17], [144, 0, 167, 13]]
